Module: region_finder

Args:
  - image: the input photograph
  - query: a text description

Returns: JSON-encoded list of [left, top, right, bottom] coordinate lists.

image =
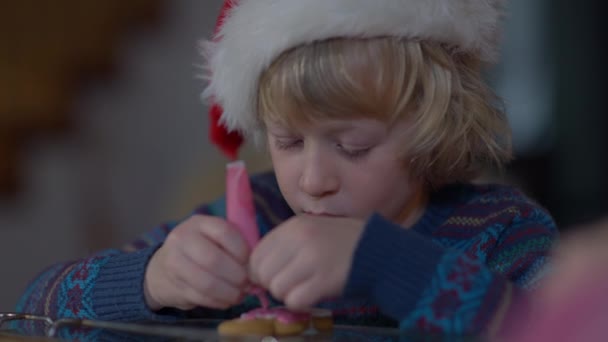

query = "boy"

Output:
[[16, 0, 557, 336]]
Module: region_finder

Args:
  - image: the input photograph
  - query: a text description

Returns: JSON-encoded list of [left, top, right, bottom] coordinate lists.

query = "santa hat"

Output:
[[208, 0, 243, 159], [205, 0, 506, 159]]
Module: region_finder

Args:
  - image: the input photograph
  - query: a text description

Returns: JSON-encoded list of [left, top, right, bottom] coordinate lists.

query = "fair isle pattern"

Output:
[[15, 263, 66, 315], [395, 184, 557, 333], [56, 256, 112, 319], [444, 206, 519, 226], [400, 252, 496, 333], [520, 257, 552, 290], [14, 172, 557, 336], [12, 256, 115, 335], [13, 263, 69, 333]]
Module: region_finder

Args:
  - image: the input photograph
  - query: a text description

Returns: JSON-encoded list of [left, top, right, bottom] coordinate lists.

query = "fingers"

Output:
[[248, 215, 355, 310], [176, 225, 248, 287], [251, 230, 317, 304], [147, 215, 255, 311], [174, 253, 244, 309], [284, 277, 324, 311], [267, 257, 311, 300], [194, 215, 250, 264], [250, 235, 295, 287], [249, 227, 280, 270]]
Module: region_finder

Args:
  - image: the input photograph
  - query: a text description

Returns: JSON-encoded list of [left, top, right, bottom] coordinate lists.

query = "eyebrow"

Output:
[[322, 121, 386, 136], [266, 119, 386, 136]]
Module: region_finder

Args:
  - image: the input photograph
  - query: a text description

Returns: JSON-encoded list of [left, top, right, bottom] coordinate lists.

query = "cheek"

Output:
[[268, 145, 292, 178], [269, 150, 301, 204], [345, 160, 412, 215]]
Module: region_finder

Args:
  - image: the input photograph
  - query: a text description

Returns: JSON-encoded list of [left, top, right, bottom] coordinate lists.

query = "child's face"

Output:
[[266, 117, 425, 223]]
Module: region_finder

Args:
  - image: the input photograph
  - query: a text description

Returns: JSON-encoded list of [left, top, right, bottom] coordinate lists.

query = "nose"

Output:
[[298, 146, 339, 199]]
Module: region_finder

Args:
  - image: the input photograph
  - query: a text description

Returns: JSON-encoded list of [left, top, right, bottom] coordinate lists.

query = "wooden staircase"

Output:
[[0, 0, 164, 195]]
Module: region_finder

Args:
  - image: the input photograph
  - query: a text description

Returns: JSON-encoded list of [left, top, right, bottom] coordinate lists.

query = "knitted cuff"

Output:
[[92, 245, 184, 322], [344, 214, 445, 318]]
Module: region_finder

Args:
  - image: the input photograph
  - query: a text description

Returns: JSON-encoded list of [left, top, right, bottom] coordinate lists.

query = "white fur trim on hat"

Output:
[[202, 0, 506, 135]]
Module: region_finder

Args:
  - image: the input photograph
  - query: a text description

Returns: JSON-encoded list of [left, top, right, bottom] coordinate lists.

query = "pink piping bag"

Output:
[[226, 160, 269, 308]]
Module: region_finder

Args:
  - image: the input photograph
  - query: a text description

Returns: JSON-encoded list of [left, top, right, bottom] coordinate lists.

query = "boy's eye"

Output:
[[337, 144, 371, 161], [275, 138, 303, 150]]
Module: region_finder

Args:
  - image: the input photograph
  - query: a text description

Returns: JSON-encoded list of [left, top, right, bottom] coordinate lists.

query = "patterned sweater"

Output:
[[15, 172, 557, 336]]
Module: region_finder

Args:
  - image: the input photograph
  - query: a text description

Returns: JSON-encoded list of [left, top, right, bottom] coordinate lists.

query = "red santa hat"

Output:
[[208, 0, 243, 160], [205, 0, 506, 159]]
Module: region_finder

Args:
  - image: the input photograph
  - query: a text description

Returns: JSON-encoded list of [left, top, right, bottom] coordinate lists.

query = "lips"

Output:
[[302, 211, 343, 217]]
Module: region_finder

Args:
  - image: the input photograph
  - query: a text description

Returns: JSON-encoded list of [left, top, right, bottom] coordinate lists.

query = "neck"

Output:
[[397, 184, 429, 229]]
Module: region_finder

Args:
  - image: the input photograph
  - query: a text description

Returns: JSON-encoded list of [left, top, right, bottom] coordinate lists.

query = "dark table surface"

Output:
[[1, 317, 480, 341]]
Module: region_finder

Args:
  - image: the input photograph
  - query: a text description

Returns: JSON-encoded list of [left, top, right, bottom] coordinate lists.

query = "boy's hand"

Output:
[[144, 215, 250, 311], [249, 215, 365, 310]]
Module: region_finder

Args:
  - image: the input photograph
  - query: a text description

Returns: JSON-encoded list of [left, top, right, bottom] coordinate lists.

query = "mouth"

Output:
[[302, 211, 343, 218]]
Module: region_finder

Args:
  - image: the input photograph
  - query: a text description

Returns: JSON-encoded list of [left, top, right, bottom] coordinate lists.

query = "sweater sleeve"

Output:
[[14, 221, 181, 322], [343, 207, 557, 335], [14, 172, 288, 326], [14, 191, 234, 322]]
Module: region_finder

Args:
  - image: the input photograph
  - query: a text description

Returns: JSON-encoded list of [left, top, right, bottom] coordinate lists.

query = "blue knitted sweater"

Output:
[[16, 172, 557, 335]]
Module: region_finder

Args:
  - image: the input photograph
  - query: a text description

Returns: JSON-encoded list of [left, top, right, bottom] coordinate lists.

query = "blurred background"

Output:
[[0, 0, 605, 311]]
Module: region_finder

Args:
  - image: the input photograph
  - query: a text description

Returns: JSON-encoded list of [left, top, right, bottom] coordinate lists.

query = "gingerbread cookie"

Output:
[[309, 308, 334, 332], [218, 307, 333, 337]]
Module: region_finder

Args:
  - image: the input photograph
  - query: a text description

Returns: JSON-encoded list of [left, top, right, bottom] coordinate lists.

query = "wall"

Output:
[[0, 0, 270, 310]]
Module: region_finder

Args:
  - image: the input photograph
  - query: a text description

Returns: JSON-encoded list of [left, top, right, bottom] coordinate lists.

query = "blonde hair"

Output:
[[257, 37, 512, 188]]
